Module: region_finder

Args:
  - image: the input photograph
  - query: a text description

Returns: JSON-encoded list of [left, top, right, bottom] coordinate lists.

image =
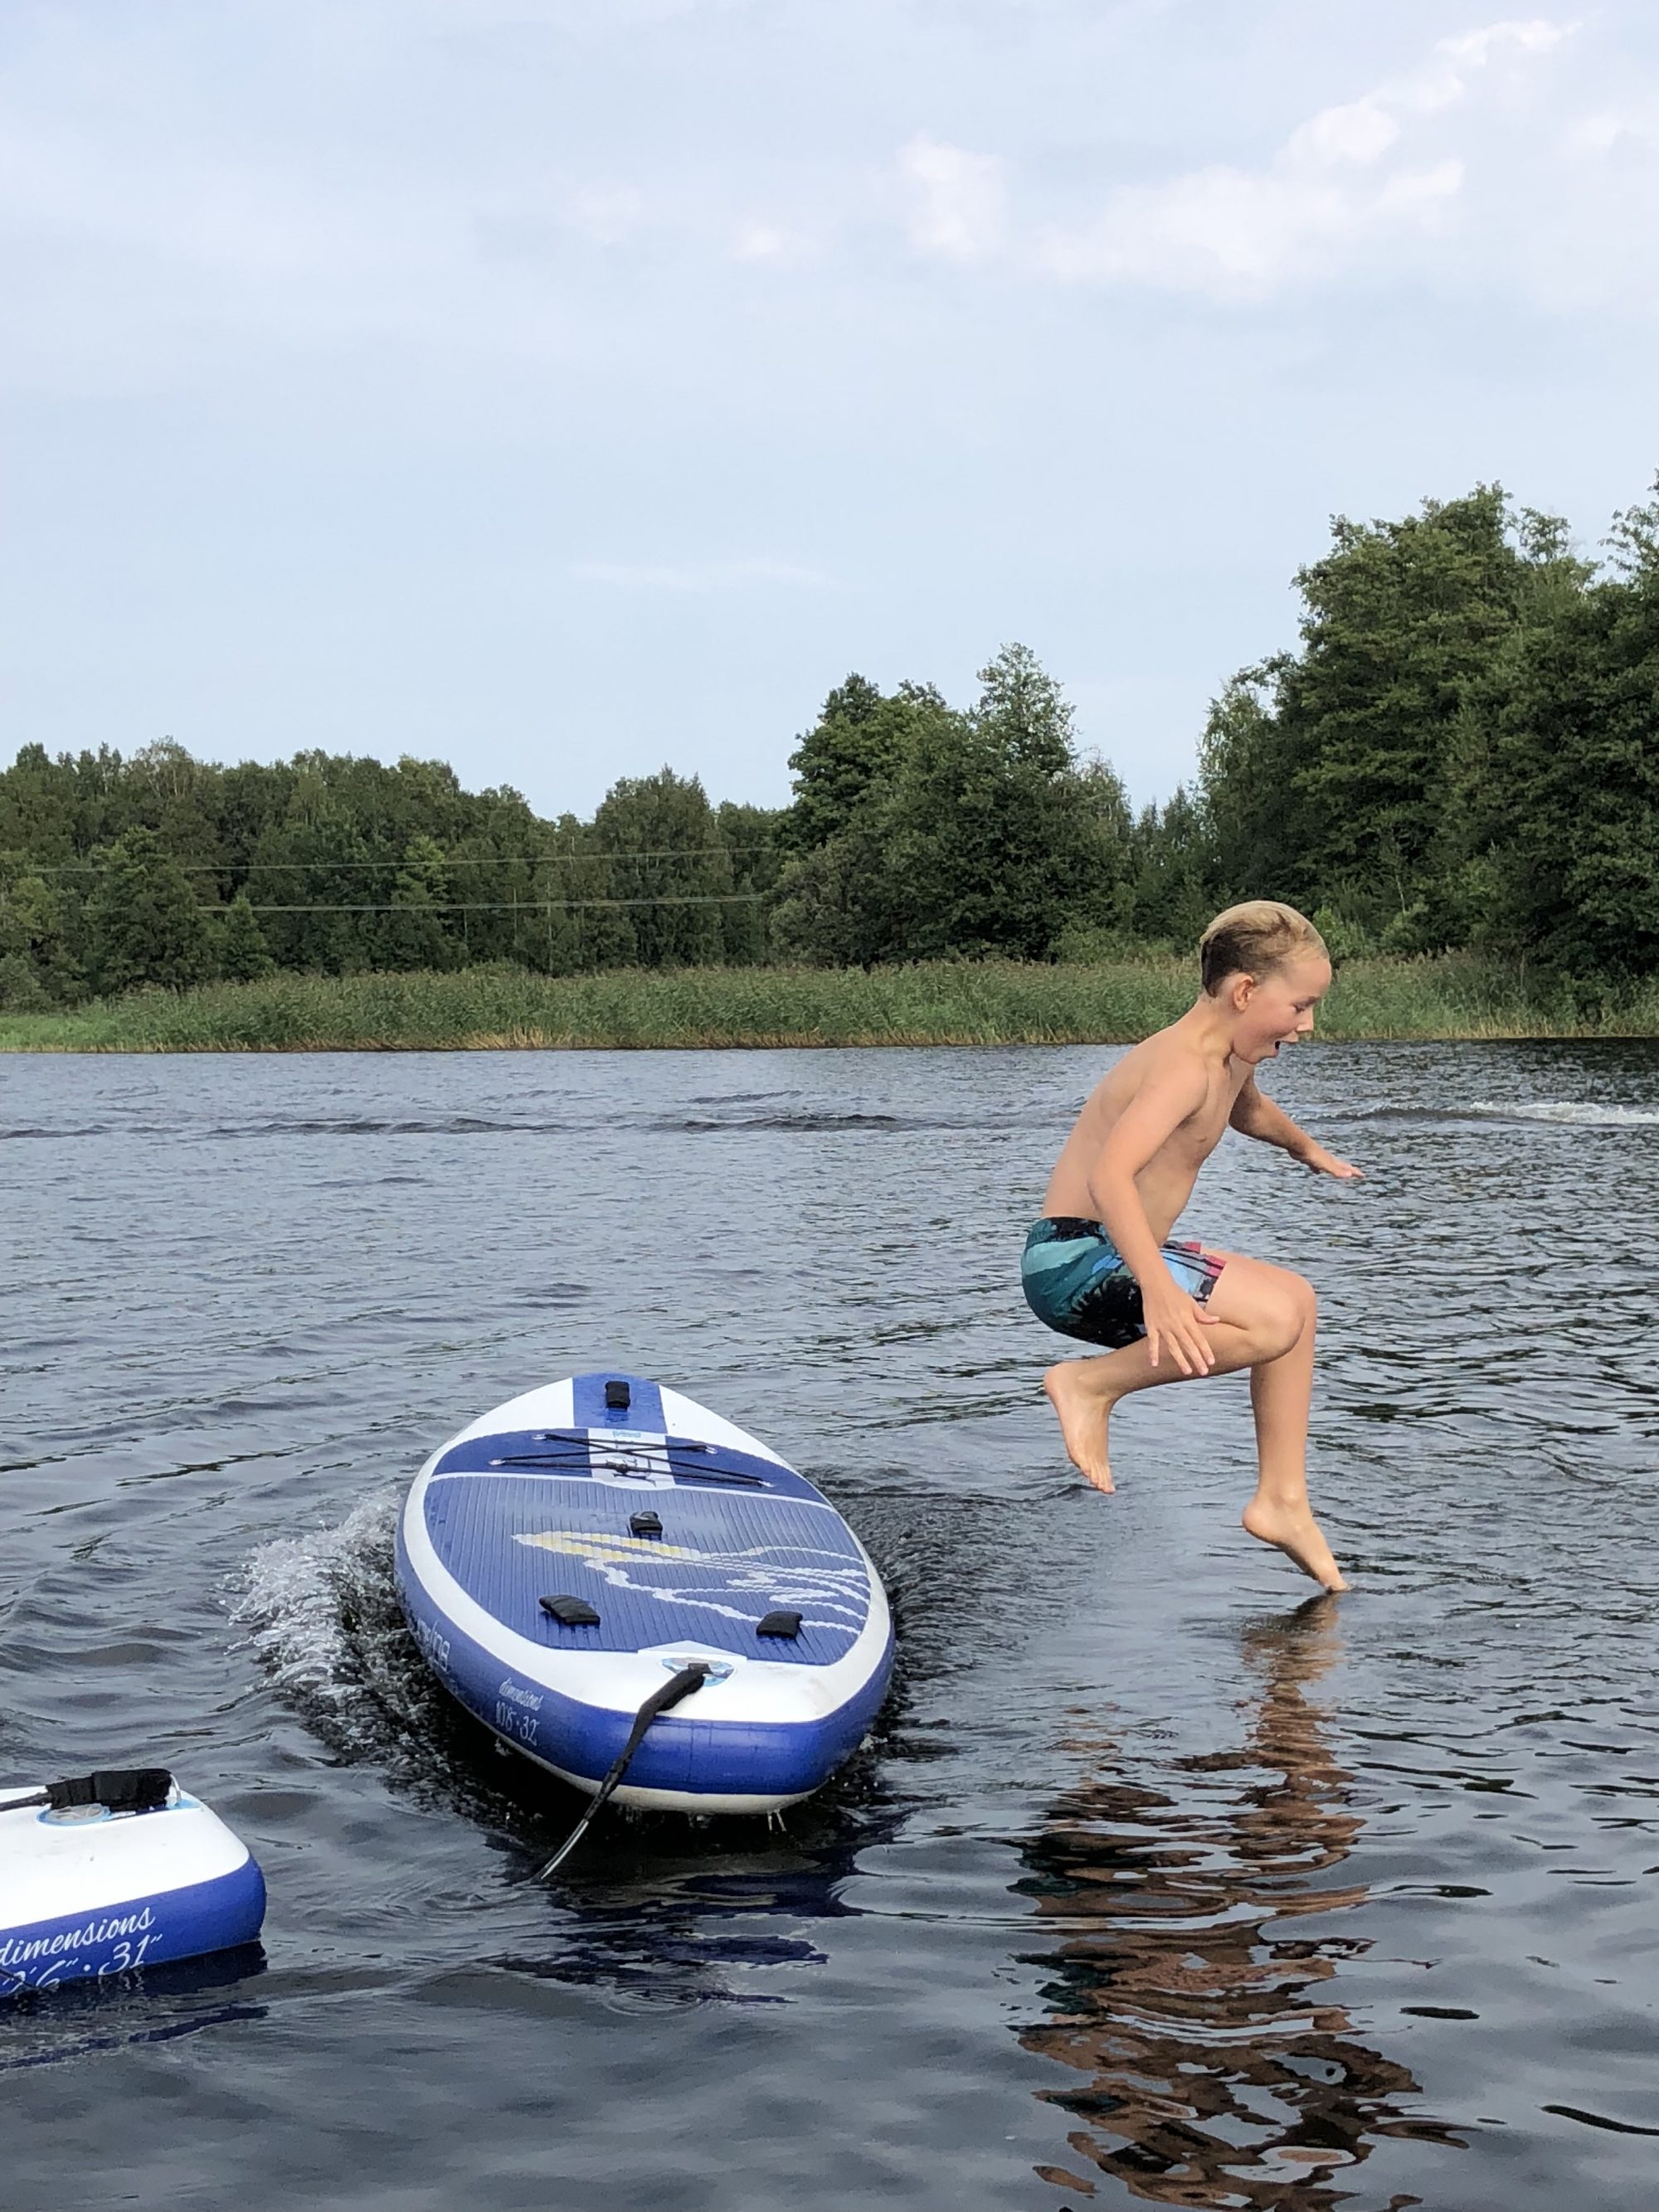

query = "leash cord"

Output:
[[535, 1661, 712, 1879]]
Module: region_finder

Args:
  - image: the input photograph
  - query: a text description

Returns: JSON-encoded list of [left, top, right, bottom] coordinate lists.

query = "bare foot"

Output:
[[1044, 1363, 1117, 1493], [1242, 1497, 1349, 1592]]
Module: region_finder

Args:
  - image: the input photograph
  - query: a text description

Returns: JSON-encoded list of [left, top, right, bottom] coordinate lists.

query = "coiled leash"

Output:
[[536, 1661, 712, 1879]]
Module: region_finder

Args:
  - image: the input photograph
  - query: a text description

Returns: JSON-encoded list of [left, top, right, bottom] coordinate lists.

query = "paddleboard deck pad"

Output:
[[396, 1373, 893, 1812], [1, 1775, 265, 1998]]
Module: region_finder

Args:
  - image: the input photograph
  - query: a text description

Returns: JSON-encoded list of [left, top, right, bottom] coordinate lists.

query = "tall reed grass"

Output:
[[2, 955, 1655, 1053]]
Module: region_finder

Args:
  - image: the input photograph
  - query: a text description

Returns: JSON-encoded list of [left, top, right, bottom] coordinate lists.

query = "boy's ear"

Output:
[[1228, 973, 1255, 1011]]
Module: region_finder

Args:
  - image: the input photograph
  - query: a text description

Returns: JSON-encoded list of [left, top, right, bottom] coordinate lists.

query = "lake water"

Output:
[[2, 1040, 1657, 2211]]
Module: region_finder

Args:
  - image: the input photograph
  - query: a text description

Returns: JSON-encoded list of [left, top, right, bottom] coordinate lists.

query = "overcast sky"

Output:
[[2, 0, 1656, 816]]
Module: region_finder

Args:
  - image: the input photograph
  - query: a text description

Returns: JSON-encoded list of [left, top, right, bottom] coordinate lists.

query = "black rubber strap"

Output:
[[1, 1768, 174, 1816], [49, 1768, 174, 1813], [536, 1664, 711, 1879]]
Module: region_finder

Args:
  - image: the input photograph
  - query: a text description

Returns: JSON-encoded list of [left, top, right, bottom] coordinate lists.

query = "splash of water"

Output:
[[1469, 1100, 1659, 1126], [229, 1490, 445, 1763]]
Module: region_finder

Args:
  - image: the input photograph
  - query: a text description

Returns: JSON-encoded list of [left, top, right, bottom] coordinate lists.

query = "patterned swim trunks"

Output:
[[1021, 1217, 1227, 1350]]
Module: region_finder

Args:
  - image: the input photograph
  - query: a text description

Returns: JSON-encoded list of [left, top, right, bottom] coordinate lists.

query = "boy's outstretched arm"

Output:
[[1229, 1075, 1362, 1179], [1086, 1067, 1222, 1376]]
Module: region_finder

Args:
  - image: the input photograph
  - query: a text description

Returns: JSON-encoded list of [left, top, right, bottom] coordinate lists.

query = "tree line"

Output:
[[2, 484, 1656, 1009], [0, 741, 786, 1007]]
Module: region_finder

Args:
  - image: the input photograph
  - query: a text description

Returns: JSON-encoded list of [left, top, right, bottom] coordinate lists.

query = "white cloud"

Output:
[[1566, 111, 1627, 152], [394, 0, 760, 26], [569, 557, 837, 591], [899, 134, 1008, 263], [1043, 170, 1347, 287], [1379, 159, 1466, 212], [1283, 97, 1401, 169], [1438, 19, 1573, 67], [1041, 17, 1574, 296], [730, 221, 813, 265], [1397, 17, 1574, 110], [1564, 105, 1658, 154]]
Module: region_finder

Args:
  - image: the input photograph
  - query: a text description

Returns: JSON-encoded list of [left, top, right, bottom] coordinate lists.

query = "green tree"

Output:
[[1200, 489, 1590, 935], [445, 783, 547, 966], [536, 813, 634, 972], [0, 744, 81, 864], [215, 760, 295, 878], [125, 739, 226, 887], [771, 683, 966, 963], [246, 787, 379, 974], [1125, 786, 1214, 947], [380, 834, 460, 971], [1479, 493, 1659, 975], [0, 951, 50, 1011], [714, 800, 785, 965], [219, 891, 275, 982], [1197, 673, 1298, 907], [784, 674, 913, 850], [770, 805, 899, 968], [85, 828, 213, 994], [873, 699, 1128, 960], [0, 870, 83, 1001], [517, 854, 583, 975], [591, 768, 730, 968], [973, 640, 1076, 774], [774, 649, 1131, 964]]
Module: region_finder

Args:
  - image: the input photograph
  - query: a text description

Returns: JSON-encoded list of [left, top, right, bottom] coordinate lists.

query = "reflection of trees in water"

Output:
[[1015, 1597, 1462, 2210]]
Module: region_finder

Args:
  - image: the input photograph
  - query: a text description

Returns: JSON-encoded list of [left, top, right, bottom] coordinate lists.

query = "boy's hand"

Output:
[[1141, 1278, 1222, 1376], [1301, 1144, 1363, 1180]]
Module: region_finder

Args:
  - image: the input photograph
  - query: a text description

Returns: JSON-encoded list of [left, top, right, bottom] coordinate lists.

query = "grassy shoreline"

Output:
[[2, 956, 1657, 1053]]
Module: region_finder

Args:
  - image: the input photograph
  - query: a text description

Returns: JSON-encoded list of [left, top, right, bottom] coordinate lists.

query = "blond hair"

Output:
[[1199, 901, 1326, 994]]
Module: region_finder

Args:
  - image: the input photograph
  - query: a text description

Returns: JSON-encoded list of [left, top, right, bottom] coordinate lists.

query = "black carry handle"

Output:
[[0, 1768, 175, 1816]]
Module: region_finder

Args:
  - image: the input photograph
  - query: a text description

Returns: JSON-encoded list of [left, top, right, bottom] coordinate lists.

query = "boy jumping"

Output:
[[1022, 901, 1359, 1592]]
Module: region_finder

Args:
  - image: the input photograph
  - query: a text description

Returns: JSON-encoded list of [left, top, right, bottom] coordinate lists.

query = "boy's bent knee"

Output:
[[1209, 1257, 1316, 1354], [1261, 1297, 1306, 1357], [1268, 1268, 1316, 1349]]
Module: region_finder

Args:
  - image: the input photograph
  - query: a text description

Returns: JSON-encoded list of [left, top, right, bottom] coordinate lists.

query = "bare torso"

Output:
[[1043, 1032, 1250, 1241]]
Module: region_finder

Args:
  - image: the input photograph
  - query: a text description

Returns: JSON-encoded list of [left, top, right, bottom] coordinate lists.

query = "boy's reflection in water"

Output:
[[1014, 1596, 1462, 2210]]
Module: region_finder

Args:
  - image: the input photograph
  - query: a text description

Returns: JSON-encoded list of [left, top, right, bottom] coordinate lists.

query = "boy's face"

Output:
[[1226, 954, 1331, 1062]]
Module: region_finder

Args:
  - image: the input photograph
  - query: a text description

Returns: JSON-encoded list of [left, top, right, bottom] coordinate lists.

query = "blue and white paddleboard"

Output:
[[396, 1373, 893, 1815], [0, 1779, 265, 1999]]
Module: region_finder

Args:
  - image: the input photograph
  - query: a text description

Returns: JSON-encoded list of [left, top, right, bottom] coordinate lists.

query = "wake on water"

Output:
[[228, 1495, 597, 1842], [1470, 1100, 1659, 1126], [230, 1492, 455, 1771], [1341, 1099, 1659, 1129]]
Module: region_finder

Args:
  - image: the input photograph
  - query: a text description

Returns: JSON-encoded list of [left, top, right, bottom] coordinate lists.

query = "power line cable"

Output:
[[5, 845, 779, 878], [242, 894, 766, 914]]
